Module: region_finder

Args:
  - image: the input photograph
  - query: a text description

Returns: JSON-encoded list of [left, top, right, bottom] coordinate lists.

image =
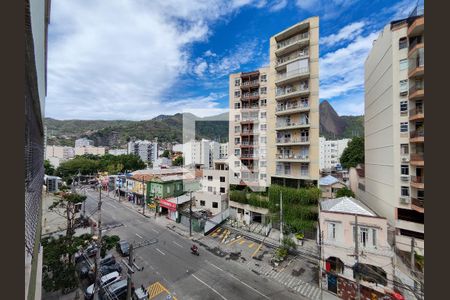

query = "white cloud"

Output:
[[328, 95, 365, 116], [204, 50, 217, 57], [320, 21, 366, 46], [46, 0, 262, 120], [269, 0, 288, 12], [194, 61, 209, 77], [295, 0, 316, 10], [295, 0, 358, 20]]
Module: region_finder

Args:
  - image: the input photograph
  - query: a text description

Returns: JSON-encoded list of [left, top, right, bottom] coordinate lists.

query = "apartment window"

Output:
[[400, 144, 409, 155], [399, 37, 407, 49], [235, 78, 240, 86], [207, 176, 213, 181], [220, 187, 225, 193], [260, 112, 267, 119], [234, 90, 241, 97], [400, 59, 408, 71], [260, 74, 267, 82], [400, 122, 408, 133], [260, 173, 267, 180], [400, 101, 408, 115], [260, 124, 267, 131], [234, 102, 240, 109], [399, 80, 408, 94], [260, 87, 267, 94], [260, 161, 267, 168], [235, 115, 240, 121], [372, 229, 377, 247], [212, 202, 219, 208], [234, 149, 240, 156], [200, 200, 206, 206], [234, 161, 240, 168], [401, 186, 409, 197], [235, 126, 240, 133], [260, 136, 267, 144], [260, 99, 267, 107], [220, 176, 225, 182], [328, 223, 337, 240], [234, 172, 240, 178], [360, 227, 369, 247], [208, 186, 213, 192], [401, 164, 409, 175]]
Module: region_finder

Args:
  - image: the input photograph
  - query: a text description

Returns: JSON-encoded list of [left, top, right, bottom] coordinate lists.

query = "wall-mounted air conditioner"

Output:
[[400, 175, 410, 181], [399, 196, 411, 204]]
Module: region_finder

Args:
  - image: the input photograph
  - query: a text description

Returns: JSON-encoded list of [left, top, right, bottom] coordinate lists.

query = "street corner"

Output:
[[147, 281, 178, 300]]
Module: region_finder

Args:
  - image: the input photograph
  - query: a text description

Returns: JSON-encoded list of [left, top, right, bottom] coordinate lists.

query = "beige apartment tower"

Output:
[[363, 12, 424, 255], [267, 17, 320, 187], [229, 67, 270, 190]]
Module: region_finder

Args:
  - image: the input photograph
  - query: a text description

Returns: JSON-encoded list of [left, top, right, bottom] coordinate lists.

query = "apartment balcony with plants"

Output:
[[409, 101, 424, 121], [409, 121, 424, 143]]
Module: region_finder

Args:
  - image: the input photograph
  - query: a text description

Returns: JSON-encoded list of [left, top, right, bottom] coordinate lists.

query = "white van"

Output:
[[84, 271, 121, 299]]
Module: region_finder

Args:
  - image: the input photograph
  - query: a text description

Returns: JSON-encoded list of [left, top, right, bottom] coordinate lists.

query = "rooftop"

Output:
[[319, 175, 340, 186], [320, 196, 378, 217]]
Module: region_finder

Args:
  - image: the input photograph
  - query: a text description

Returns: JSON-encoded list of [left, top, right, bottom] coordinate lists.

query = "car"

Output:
[[133, 285, 149, 300], [101, 279, 128, 300], [116, 240, 130, 257], [84, 244, 98, 257], [77, 261, 92, 279], [84, 271, 121, 300], [100, 263, 122, 275]]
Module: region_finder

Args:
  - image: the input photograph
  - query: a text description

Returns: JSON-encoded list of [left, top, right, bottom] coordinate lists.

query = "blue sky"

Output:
[[46, 0, 423, 120]]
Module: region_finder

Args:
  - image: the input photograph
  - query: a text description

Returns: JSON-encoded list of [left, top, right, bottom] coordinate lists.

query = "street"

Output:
[[83, 190, 307, 300]]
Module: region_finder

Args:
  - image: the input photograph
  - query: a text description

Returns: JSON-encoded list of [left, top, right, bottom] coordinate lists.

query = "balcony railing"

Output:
[[276, 137, 309, 144], [241, 117, 259, 122], [277, 32, 309, 49], [410, 130, 424, 139], [409, 107, 424, 116], [276, 67, 309, 80], [277, 153, 309, 160], [242, 92, 259, 99], [276, 85, 309, 97], [411, 176, 424, 184], [411, 197, 424, 208], [276, 49, 309, 65], [409, 82, 424, 95], [241, 130, 259, 135], [242, 105, 260, 110], [241, 80, 259, 87], [241, 141, 258, 146], [276, 101, 309, 112], [409, 37, 423, 51], [276, 120, 309, 128], [410, 153, 424, 161], [409, 53, 424, 72], [241, 153, 258, 158], [275, 170, 310, 177]]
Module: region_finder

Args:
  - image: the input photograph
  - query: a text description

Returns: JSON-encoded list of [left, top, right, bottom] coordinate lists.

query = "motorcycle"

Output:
[[191, 246, 199, 256]]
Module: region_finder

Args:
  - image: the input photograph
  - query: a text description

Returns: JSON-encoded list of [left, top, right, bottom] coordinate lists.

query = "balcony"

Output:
[[410, 129, 424, 143], [407, 16, 424, 37], [276, 101, 309, 115], [275, 85, 309, 100], [411, 197, 424, 213], [240, 130, 259, 136], [275, 169, 310, 179], [276, 137, 309, 145], [410, 153, 424, 166], [276, 32, 309, 56], [276, 153, 309, 162], [241, 165, 259, 172], [240, 118, 259, 125], [275, 67, 310, 85], [241, 92, 260, 101], [408, 51, 424, 78], [241, 105, 260, 111], [409, 107, 424, 121], [240, 70, 259, 78], [410, 176, 424, 189], [409, 82, 424, 100], [240, 141, 258, 148], [240, 153, 259, 159], [276, 49, 309, 70], [408, 37, 424, 56], [240, 80, 260, 90], [276, 120, 310, 130]]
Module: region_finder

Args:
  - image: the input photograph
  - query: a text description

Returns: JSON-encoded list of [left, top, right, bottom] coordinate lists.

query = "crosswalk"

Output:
[[247, 261, 321, 300]]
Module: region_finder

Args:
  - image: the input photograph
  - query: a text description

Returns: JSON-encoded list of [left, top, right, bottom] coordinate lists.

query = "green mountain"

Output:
[[319, 100, 364, 139]]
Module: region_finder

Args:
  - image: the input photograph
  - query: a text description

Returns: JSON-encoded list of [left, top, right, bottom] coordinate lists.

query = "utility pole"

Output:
[[126, 244, 134, 300], [319, 230, 324, 300], [354, 214, 361, 300], [279, 191, 283, 243], [189, 191, 193, 237], [93, 185, 103, 300], [142, 178, 146, 216], [411, 237, 415, 274]]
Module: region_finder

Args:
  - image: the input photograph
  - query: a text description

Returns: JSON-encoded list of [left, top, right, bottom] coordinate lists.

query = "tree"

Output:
[[44, 159, 55, 175], [340, 136, 364, 169], [335, 186, 355, 198], [161, 150, 171, 158], [173, 156, 184, 166]]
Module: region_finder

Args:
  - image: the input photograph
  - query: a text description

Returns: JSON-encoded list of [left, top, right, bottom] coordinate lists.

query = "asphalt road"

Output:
[[83, 190, 306, 300]]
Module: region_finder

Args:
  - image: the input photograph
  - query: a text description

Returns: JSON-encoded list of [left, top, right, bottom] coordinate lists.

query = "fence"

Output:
[[204, 208, 230, 235]]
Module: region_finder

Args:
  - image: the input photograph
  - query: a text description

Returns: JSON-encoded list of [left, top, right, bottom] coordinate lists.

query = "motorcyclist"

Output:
[[191, 244, 198, 253]]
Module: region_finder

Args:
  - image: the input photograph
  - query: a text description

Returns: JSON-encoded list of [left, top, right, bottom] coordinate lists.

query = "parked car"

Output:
[[99, 254, 116, 267], [133, 285, 149, 300], [85, 244, 98, 257], [116, 240, 130, 257], [84, 271, 121, 300], [78, 261, 91, 279], [101, 279, 128, 300], [88, 262, 122, 282]]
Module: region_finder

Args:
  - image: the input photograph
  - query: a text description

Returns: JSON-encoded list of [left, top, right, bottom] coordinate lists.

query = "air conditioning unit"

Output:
[[401, 157, 409, 162], [400, 175, 410, 181], [400, 196, 411, 204]]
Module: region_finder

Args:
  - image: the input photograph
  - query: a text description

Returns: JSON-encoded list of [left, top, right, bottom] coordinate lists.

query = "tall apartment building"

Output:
[[181, 139, 220, 168], [319, 137, 351, 171], [219, 142, 228, 159], [127, 140, 158, 163], [229, 67, 270, 189], [74, 146, 106, 156], [108, 148, 128, 156], [25, 0, 51, 299], [75, 137, 94, 147], [267, 17, 320, 188], [45, 145, 75, 160], [362, 12, 424, 255]]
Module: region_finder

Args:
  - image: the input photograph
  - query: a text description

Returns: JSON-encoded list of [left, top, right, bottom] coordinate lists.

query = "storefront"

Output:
[[159, 199, 178, 221]]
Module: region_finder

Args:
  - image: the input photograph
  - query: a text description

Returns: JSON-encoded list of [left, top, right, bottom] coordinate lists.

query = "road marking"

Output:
[[151, 228, 159, 233], [227, 237, 243, 246], [147, 281, 178, 300], [155, 248, 166, 255], [192, 274, 228, 300], [172, 241, 183, 248], [248, 242, 255, 248], [135, 233, 143, 239], [205, 260, 270, 299], [238, 240, 246, 245], [251, 243, 262, 257]]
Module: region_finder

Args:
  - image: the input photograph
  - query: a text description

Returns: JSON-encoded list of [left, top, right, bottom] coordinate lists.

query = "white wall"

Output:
[[319, 137, 351, 170]]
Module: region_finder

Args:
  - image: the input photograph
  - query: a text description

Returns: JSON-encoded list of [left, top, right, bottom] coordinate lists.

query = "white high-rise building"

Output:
[[182, 139, 221, 168], [319, 137, 351, 171], [75, 137, 94, 147], [108, 149, 128, 156], [127, 140, 158, 163], [219, 143, 228, 159]]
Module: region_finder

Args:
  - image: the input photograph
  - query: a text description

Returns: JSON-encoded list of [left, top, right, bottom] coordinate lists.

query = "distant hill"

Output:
[[319, 100, 364, 139], [45, 113, 229, 148]]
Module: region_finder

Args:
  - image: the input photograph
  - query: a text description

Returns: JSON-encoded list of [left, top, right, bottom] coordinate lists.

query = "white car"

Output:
[[85, 271, 121, 299]]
